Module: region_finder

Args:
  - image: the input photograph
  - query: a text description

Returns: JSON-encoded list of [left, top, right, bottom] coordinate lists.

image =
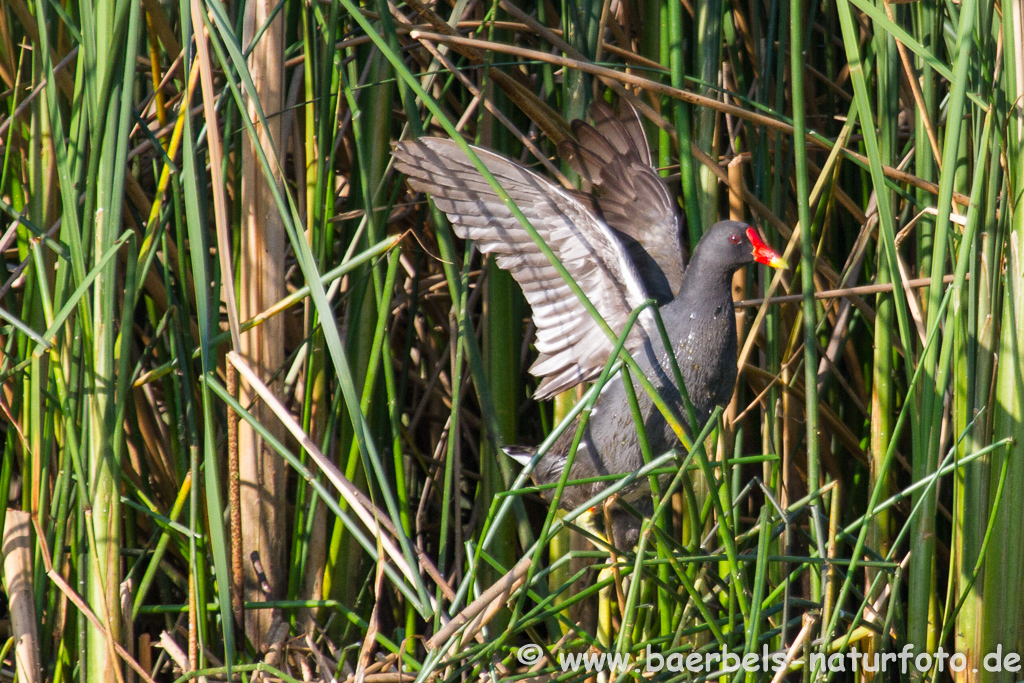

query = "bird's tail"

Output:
[[501, 446, 536, 466]]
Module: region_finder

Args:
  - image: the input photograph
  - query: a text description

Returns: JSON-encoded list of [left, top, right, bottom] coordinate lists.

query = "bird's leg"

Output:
[[601, 496, 629, 612]]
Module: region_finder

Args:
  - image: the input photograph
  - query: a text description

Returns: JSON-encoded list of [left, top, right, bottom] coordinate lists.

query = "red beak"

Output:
[[746, 228, 787, 269]]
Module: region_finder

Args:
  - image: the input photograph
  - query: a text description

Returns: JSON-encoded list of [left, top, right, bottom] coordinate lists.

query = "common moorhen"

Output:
[[394, 101, 785, 547]]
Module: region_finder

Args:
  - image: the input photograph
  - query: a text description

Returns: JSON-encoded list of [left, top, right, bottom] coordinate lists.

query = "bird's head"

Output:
[[694, 220, 787, 274]]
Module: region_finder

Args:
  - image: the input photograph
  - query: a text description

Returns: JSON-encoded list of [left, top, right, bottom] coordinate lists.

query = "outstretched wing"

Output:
[[558, 100, 684, 304], [394, 137, 655, 399]]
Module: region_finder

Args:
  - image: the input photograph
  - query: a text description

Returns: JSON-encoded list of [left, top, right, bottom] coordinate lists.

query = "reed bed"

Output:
[[0, 0, 1022, 679]]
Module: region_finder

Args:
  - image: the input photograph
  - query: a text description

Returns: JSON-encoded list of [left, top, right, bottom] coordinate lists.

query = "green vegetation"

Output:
[[0, 0, 1021, 678]]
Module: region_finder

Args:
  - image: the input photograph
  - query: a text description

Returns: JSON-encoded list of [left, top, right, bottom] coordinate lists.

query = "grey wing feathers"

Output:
[[394, 137, 654, 399], [557, 100, 684, 304]]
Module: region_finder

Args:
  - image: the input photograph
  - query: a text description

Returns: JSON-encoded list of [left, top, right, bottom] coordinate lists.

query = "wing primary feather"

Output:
[[555, 101, 684, 304]]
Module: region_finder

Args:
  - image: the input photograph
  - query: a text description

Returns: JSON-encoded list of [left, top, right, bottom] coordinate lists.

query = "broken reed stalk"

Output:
[[735, 273, 957, 308]]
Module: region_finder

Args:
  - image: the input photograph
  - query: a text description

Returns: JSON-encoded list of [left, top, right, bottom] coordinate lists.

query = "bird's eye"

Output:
[[729, 234, 743, 245]]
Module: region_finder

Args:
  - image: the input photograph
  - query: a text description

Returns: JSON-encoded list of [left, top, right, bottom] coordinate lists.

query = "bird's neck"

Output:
[[675, 257, 737, 310], [657, 264, 737, 345]]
